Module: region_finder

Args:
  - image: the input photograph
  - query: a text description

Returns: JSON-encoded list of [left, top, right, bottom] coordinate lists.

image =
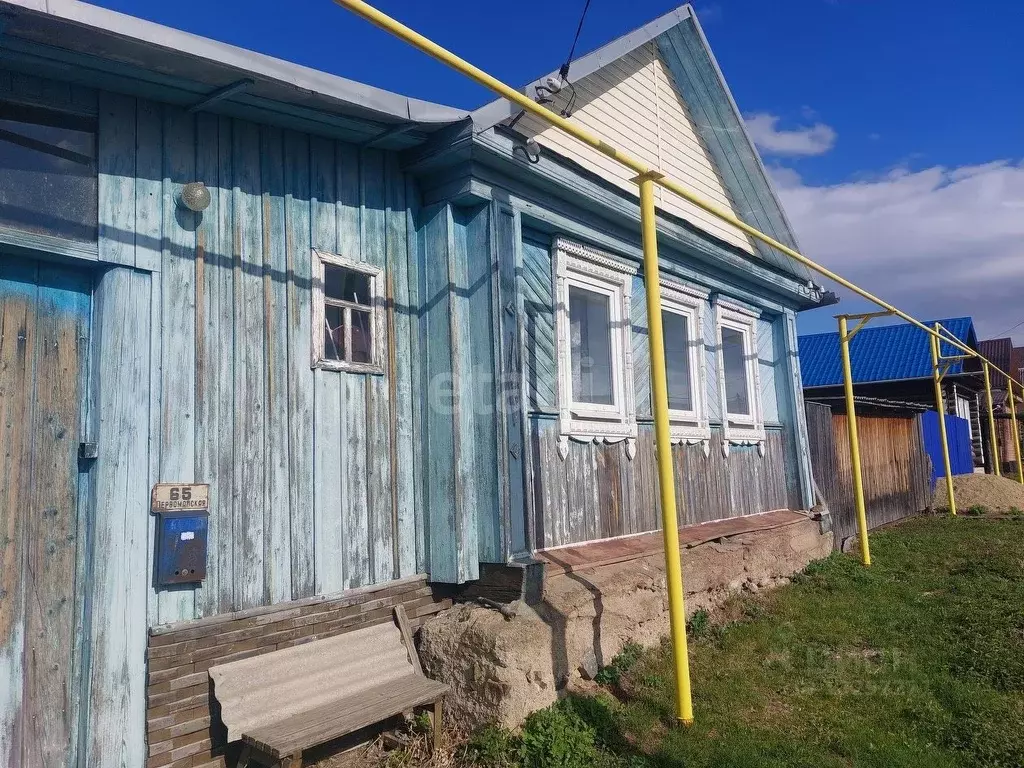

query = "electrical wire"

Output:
[[560, 0, 594, 82], [984, 317, 1024, 342]]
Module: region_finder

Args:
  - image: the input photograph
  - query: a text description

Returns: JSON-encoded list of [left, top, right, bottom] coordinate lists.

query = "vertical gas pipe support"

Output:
[[838, 317, 871, 566], [931, 326, 957, 515], [638, 173, 694, 726], [1009, 381, 1024, 485], [982, 362, 1001, 477]]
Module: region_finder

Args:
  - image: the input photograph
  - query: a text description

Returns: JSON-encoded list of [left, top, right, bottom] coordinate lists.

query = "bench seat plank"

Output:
[[243, 674, 448, 758]]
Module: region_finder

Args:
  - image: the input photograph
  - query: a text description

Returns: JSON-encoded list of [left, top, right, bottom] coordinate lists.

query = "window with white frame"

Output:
[[312, 249, 385, 374], [660, 283, 710, 444], [554, 237, 637, 456], [714, 300, 765, 450]]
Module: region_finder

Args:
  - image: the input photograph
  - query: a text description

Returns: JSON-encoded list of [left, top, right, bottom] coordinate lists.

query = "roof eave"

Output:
[[0, 0, 467, 132]]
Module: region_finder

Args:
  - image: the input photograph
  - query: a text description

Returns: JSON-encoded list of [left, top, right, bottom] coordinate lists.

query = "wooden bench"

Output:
[[209, 605, 447, 767]]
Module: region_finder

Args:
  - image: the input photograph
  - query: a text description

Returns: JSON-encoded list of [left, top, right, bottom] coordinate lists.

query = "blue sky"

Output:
[[95, 0, 1024, 341]]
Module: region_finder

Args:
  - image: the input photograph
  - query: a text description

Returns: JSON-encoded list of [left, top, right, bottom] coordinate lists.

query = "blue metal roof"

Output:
[[799, 317, 978, 388]]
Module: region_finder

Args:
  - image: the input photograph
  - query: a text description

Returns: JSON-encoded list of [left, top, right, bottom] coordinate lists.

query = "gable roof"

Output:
[[799, 317, 979, 388], [471, 5, 809, 281], [0, 0, 466, 148]]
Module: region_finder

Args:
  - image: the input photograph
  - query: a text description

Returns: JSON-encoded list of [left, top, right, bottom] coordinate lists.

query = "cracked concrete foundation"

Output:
[[418, 515, 832, 729]]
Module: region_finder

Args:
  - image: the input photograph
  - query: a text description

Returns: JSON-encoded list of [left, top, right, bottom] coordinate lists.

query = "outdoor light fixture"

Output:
[[178, 181, 211, 212]]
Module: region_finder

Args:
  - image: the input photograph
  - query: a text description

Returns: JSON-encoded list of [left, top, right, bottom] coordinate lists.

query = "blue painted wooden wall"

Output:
[[92, 92, 427, 628], [513, 226, 810, 550]]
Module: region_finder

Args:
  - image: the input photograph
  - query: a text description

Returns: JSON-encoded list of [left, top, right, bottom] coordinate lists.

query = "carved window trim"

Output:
[[553, 236, 638, 458], [660, 281, 712, 446], [714, 298, 765, 453]]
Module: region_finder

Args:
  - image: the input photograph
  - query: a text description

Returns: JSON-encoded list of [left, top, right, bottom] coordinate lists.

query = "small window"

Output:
[[721, 326, 751, 417], [660, 283, 710, 443], [715, 300, 764, 448], [0, 102, 97, 242], [312, 249, 384, 374], [554, 237, 637, 448]]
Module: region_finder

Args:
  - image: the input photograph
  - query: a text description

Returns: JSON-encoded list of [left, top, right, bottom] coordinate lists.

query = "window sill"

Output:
[[0, 227, 99, 265], [313, 359, 385, 376]]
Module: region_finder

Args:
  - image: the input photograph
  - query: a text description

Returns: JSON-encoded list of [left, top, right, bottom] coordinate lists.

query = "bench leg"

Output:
[[433, 699, 443, 754], [237, 745, 252, 767], [287, 751, 302, 768]]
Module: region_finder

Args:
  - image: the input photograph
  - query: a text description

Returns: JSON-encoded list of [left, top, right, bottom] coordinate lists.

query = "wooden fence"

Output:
[[805, 402, 933, 547]]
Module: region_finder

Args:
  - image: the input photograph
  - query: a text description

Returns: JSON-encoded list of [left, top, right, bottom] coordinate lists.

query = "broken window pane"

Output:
[[350, 309, 372, 364], [324, 263, 371, 306], [324, 305, 345, 361]]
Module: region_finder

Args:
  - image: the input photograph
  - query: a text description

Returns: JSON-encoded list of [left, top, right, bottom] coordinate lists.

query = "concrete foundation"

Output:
[[418, 515, 833, 729]]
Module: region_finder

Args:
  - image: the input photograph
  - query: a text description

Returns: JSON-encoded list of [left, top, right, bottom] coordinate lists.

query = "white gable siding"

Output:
[[517, 43, 754, 254]]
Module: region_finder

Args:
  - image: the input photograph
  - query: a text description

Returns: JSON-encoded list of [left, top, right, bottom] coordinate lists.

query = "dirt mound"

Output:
[[932, 473, 1024, 513]]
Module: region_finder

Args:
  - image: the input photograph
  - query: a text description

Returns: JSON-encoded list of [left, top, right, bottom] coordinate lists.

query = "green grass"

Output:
[[465, 517, 1024, 768]]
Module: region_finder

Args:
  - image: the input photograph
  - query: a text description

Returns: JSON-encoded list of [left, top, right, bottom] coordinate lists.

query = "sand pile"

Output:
[[932, 473, 1024, 513]]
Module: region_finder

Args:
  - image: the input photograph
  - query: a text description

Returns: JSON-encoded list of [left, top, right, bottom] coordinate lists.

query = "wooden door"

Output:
[[0, 258, 92, 768]]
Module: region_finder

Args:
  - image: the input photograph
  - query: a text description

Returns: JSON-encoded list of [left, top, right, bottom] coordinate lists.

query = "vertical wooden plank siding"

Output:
[[260, 125, 293, 604], [283, 130, 316, 599], [387, 153, 417, 578], [86, 267, 151, 768], [22, 265, 90, 768], [337, 142, 370, 589], [457, 206, 498, 565], [157, 104, 198, 623], [88, 98, 427, 637], [406, 178, 428, 574], [310, 136, 344, 595], [527, 422, 797, 548], [97, 92, 137, 268], [807, 405, 932, 546], [421, 204, 481, 583], [0, 261, 34, 768], [361, 148, 394, 584], [231, 119, 268, 610], [494, 203, 527, 558]]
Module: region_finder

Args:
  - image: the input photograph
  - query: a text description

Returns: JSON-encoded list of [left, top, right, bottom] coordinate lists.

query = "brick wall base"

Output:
[[145, 575, 452, 768]]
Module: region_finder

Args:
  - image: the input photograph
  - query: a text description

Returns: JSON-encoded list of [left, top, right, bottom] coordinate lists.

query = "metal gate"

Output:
[[0, 257, 92, 768], [921, 410, 974, 483]]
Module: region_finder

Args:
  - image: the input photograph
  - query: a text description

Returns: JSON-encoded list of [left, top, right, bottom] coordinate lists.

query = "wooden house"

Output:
[[800, 317, 987, 473], [0, 2, 829, 766]]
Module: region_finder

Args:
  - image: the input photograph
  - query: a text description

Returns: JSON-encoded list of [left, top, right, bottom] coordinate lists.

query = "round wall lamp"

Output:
[[177, 181, 211, 213]]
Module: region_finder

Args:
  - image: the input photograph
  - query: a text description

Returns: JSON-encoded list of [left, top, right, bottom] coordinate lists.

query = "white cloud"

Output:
[[745, 112, 837, 156], [775, 161, 1024, 342]]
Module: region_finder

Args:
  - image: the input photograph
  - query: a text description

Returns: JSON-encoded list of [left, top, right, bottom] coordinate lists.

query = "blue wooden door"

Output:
[[0, 257, 92, 768]]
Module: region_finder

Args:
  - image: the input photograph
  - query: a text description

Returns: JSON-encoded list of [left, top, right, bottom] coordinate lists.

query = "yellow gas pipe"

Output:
[[837, 316, 871, 566]]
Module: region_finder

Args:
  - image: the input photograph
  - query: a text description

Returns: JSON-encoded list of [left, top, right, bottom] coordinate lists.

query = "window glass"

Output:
[[316, 254, 382, 372], [0, 103, 97, 241], [324, 263, 371, 305], [722, 326, 750, 416], [663, 310, 693, 412], [324, 305, 345, 361], [569, 285, 614, 406]]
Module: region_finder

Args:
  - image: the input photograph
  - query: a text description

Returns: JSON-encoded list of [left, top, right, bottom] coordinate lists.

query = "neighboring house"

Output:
[[977, 337, 1024, 471], [0, 2, 831, 767], [799, 317, 987, 472]]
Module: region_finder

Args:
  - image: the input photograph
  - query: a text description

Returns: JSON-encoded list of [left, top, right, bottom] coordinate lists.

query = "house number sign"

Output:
[[151, 483, 210, 512]]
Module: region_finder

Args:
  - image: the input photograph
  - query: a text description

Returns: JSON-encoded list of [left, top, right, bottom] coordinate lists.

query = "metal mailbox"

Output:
[[156, 511, 209, 585], [152, 483, 210, 586]]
